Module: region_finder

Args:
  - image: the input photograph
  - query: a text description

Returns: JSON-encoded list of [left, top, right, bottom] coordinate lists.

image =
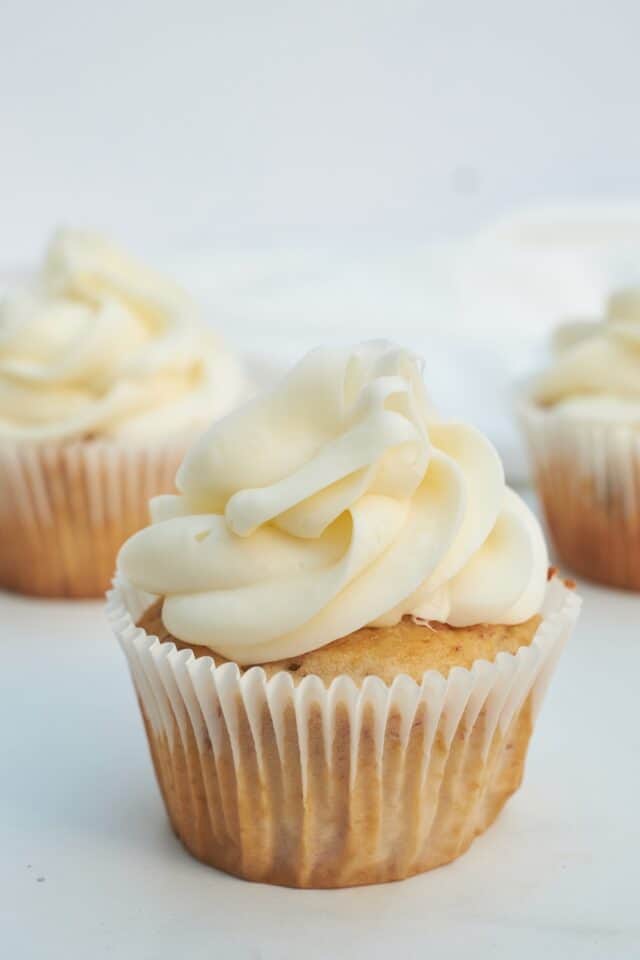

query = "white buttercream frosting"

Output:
[[0, 229, 245, 440], [533, 287, 640, 417], [118, 341, 548, 665]]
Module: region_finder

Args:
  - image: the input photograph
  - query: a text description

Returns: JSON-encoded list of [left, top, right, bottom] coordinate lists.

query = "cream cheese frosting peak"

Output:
[[119, 341, 548, 665], [0, 229, 245, 440]]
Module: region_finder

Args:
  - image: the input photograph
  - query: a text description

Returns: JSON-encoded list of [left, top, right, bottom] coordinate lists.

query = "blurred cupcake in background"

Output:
[[518, 288, 640, 590], [0, 229, 247, 597]]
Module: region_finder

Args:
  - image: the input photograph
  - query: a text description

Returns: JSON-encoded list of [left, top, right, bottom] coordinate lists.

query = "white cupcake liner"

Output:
[[107, 573, 580, 888], [518, 393, 640, 588], [0, 437, 190, 598]]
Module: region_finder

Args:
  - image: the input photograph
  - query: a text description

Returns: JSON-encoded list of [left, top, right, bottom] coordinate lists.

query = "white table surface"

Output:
[[2, 508, 639, 960]]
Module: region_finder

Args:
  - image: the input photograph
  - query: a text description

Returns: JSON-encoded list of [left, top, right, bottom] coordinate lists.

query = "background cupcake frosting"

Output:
[[0, 229, 245, 440], [532, 289, 640, 419], [119, 341, 548, 664]]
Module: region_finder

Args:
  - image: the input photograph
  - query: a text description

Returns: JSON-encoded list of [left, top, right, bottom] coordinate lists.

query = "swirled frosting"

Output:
[[0, 229, 245, 440], [533, 288, 640, 418], [119, 341, 547, 665]]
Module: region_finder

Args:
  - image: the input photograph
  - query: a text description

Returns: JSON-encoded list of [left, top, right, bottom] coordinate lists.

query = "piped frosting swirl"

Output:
[[119, 341, 547, 664], [0, 229, 244, 440], [533, 287, 640, 418]]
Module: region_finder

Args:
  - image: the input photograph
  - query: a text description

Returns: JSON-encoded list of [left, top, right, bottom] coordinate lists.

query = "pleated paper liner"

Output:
[[108, 574, 580, 888], [519, 395, 640, 590], [0, 438, 190, 598]]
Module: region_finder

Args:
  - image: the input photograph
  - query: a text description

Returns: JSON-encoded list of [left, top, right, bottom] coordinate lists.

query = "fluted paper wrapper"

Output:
[[108, 574, 579, 888], [0, 439, 189, 598], [519, 395, 640, 590]]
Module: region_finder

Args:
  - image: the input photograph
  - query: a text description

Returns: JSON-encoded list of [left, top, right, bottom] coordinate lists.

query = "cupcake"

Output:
[[0, 229, 246, 597], [109, 341, 580, 888], [519, 288, 640, 590]]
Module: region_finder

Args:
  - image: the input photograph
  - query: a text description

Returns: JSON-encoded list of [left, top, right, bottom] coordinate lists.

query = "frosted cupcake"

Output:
[[519, 288, 640, 589], [0, 229, 246, 597], [109, 341, 580, 888]]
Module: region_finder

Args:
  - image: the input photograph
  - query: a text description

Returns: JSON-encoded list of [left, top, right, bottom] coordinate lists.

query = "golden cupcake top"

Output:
[[0, 229, 246, 440], [118, 341, 548, 665], [139, 596, 543, 684], [532, 287, 640, 420]]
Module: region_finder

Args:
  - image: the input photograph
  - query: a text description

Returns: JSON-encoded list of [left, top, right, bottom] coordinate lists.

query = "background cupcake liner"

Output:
[[108, 574, 580, 888], [518, 396, 640, 590], [0, 438, 190, 598]]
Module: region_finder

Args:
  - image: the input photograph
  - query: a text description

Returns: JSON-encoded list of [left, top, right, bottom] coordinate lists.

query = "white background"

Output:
[[2, 0, 640, 265]]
